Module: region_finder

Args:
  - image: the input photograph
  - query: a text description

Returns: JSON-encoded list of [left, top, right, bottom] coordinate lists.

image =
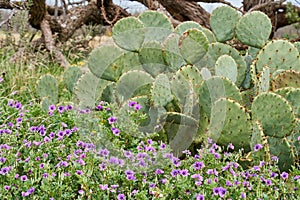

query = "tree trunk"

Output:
[[28, 0, 46, 29], [158, 0, 210, 28]]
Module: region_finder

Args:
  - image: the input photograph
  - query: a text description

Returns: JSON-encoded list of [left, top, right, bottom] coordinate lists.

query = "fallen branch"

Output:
[[40, 16, 70, 68]]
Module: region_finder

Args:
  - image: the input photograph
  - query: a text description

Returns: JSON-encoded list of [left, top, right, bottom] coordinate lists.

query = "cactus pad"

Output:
[[251, 120, 271, 163], [151, 74, 173, 107], [199, 76, 242, 118], [215, 55, 238, 83], [252, 92, 295, 138], [273, 87, 296, 98], [285, 88, 300, 118], [36, 74, 58, 109], [138, 10, 174, 43], [63, 66, 82, 93], [165, 112, 199, 156], [75, 72, 101, 108], [139, 41, 167, 77], [257, 66, 270, 94], [174, 21, 202, 35], [267, 137, 295, 172], [179, 28, 209, 65], [199, 42, 247, 87], [271, 70, 300, 90], [236, 11, 272, 48], [88, 45, 123, 81], [208, 98, 252, 152], [255, 40, 300, 73], [112, 17, 145, 51], [115, 70, 154, 102], [210, 6, 240, 42], [162, 33, 186, 70]]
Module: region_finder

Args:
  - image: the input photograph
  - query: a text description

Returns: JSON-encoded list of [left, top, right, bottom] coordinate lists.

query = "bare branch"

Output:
[[40, 15, 70, 68], [0, 8, 16, 28]]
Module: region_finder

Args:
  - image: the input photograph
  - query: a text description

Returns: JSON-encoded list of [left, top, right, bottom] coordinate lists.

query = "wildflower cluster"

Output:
[[0, 99, 299, 199]]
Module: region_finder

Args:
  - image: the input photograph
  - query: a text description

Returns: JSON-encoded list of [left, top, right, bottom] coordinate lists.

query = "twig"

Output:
[[100, 1, 120, 25], [0, 9, 16, 28]]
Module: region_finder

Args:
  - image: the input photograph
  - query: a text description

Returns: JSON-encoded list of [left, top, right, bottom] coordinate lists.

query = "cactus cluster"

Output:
[[35, 7, 300, 170]]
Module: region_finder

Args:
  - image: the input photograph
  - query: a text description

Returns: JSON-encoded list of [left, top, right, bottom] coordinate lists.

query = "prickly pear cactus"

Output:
[[162, 33, 186, 70], [236, 11, 272, 48], [115, 70, 154, 103], [112, 17, 145, 51], [88, 45, 123, 81], [151, 74, 173, 107], [166, 112, 199, 156], [179, 28, 209, 65], [199, 76, 242, 118], [139, 41, 167, 77], [208, 98, 252, 152], [215, 55, 238, 83], [255, 40, 300, 73], [267, 137, 295, 172], [257, 66, 270, 94], [138, 10, 174, 43], [210, 6, 240, 42], [63, 66, 82, 93], [36, 74, 58, 110], [271, 70, 300, 90], [285, 88, 300, 118], [75, 72, 102, 109], [250, 120, 271, 164], [198, 42, 247, 87], [251, 92, 295, 138], [174, 21, 216, 43]]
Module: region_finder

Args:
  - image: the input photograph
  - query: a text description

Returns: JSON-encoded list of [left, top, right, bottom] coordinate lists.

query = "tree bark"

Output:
[[158, 0, 211, 28], [243, 0, 273, 12], [28, 0, 46, 29]]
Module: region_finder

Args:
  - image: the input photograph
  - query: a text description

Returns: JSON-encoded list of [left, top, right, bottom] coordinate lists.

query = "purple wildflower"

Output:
[[4, 185, 10, 190], [111, 127, 120, 136], [171, 169, 179, 177], [134, 104, 142, 110], [78, 190, 84, 195], [76, 170, 83, 175], [254, 144, 263, 151], [42, 173, 48, 178], [39, 163, 45, 169], [228, 143, 234, 150], [196, 194, 205, 200], [155, 169, 164, 175], [49, 105, 56, 111], [99, 184, 108, 190], [117, 194, 126, 200], [281, 172, 289, 180], [180, 169, 189, 177], [108, 116, 117, 124], [20, 175, 27, 181], [128, 101, 136, 107]]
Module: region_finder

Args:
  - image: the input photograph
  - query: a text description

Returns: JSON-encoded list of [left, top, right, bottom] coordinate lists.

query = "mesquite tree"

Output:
[[0, 0, 299, 67]]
